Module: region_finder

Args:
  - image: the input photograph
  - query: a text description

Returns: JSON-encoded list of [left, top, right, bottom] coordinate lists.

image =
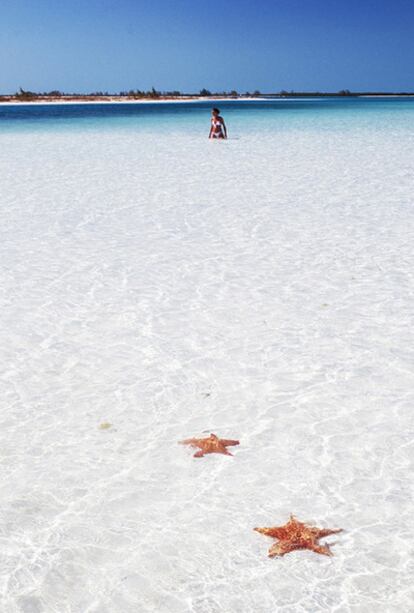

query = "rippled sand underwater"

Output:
[[1, 101, 414, 612]]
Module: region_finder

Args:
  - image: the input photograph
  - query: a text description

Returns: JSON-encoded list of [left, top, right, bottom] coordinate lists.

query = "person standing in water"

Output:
[[209, 107, 227, 139]]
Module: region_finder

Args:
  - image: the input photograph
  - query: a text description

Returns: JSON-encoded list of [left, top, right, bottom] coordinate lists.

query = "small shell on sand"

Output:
[[99, 422, 112, 430]]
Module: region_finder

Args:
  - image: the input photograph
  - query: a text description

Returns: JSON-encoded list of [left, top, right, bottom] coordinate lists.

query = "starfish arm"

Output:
[[193, 450, 205, 458], [317, 528, 343, 538], [288, 516, 305, 529], [268, 540, 298, 557], [310, 544, 333, 556], [219, 447, 233, 456], [220, 439, 240, 446], [254, 527, 288, 539], [254, 527, 271, 536]]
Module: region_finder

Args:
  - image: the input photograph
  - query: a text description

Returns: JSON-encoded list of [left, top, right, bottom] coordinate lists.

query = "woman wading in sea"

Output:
[[209, 107, 227, 139]]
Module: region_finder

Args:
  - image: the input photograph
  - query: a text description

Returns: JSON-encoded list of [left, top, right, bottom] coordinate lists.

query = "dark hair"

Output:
[[212, 107, 220, 114]]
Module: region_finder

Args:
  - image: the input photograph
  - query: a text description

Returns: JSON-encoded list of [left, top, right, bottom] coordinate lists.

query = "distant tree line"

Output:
[[118, 87, 181, 98], [14, 86, 247, 99], [277, 89, 355, 97], [8, 87, 414, 101], [14, 86, 168, 100], [198, 89, 261, 97]]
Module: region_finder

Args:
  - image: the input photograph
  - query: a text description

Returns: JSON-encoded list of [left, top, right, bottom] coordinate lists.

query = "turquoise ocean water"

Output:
[[1, 96, 414, 134]]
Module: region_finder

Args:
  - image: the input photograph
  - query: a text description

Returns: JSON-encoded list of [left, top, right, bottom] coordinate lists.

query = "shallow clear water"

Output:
[[1, 99, 414, 612]]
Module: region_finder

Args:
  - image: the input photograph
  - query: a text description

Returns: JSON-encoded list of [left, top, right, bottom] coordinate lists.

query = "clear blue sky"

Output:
[[1, 0, 413, 93]]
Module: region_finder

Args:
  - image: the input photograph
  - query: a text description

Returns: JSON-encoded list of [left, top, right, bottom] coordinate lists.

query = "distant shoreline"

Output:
[[1, 93, 414, 105], [0, 96, 259, 106]]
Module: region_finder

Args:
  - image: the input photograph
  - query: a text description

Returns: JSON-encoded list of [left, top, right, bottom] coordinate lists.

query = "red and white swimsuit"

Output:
[[211, 117, 224, 138]]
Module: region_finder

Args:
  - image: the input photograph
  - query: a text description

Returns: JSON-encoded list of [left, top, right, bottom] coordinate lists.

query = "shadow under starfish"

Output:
[[255, 514, 343, 557], [179, 433, 240, 458]]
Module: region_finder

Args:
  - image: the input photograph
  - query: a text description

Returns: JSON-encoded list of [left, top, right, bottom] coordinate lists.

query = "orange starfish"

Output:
[[254, 515, 342, 557], [179, 433, 240, 458]]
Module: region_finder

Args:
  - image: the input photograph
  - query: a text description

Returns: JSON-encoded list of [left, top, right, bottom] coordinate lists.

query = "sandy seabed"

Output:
[[0, 117, 413, 612]]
